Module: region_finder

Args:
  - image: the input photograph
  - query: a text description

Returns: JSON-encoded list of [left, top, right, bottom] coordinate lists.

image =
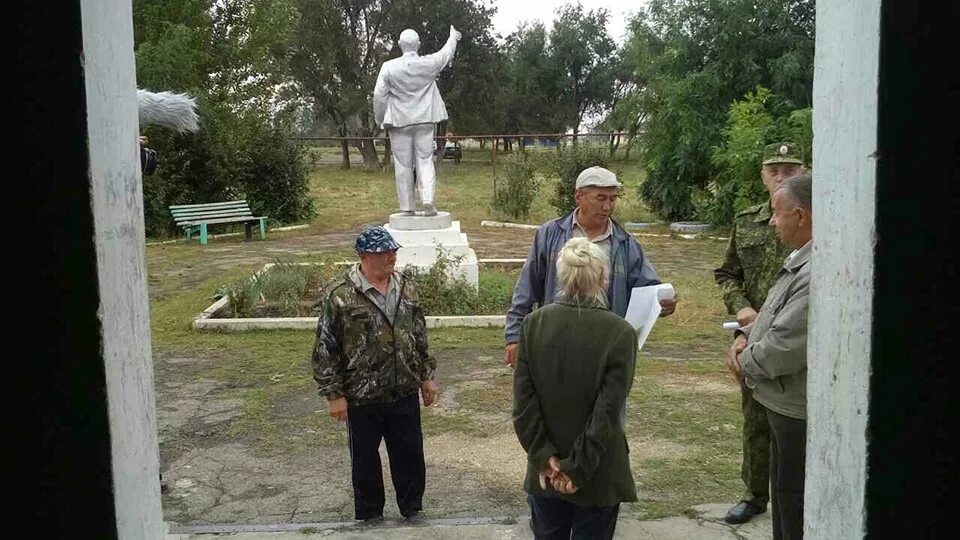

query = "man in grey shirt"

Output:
[[726, 173, 813, 540]]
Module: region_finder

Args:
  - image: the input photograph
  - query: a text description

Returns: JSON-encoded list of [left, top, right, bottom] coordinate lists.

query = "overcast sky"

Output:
[[489, 0, 648, 44]]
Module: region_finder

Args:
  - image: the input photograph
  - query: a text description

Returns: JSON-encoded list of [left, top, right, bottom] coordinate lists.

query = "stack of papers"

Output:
[[624, 283, 674, 350]]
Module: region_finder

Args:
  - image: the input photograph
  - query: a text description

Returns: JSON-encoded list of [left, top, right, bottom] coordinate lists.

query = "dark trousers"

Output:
[[346, 394, 425, 520], [741, 388, 771, 507], [766, 407, 807, 540], [528, 494, 620, 540]]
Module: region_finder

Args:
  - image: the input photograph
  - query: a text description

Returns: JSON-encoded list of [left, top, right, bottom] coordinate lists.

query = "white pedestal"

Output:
[[385, 213, 478, 289]]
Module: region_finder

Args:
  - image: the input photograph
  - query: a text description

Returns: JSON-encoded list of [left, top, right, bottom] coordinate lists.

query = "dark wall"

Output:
[[868, 0, 958, 537], [22, 2, 118, 537]]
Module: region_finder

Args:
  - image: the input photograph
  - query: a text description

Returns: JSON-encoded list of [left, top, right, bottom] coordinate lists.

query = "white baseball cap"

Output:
[[575, 166, 622, 189]]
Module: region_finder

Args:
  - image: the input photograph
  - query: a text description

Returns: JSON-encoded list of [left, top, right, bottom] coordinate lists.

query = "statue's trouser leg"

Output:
[[390, 126, 416, 212], [412, 124, 437, 205]]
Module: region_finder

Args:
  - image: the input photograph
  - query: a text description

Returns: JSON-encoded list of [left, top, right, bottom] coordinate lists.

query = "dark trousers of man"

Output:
[[528, 494, 620, 540], [346, 394, 425, 520], [741, 387, 771, 508], [765, 407, 807, 540]]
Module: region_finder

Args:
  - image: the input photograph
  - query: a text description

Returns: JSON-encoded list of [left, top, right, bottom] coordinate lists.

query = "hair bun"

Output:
[[560, 238, 594, 267]]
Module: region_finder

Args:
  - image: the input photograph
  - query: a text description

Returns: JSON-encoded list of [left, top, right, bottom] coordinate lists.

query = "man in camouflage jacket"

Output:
[[714, 143, 805, 524], [311, 226, 438, 524]]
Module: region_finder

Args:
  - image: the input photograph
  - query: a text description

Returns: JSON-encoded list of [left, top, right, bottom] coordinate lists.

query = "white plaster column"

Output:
[[82, 0, 164, 536], [806, 1, 881, 538]]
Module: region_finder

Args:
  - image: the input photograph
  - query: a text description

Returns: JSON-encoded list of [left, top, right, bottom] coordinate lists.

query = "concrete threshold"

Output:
[[170, 516, 516, 535], [166, 505, 772, 539]]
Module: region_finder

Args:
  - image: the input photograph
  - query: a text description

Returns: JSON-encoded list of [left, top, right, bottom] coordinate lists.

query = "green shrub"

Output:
[[492, 152, 540, 219], [698, 87, 814, 225], [257, 262, 309, 317], [410, 250, 515, 316], [225, 278, 261, 318], [139, 104, 315, 237]]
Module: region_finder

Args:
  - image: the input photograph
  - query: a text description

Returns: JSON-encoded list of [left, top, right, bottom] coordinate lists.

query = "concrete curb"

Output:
[[193, 262, 508, 331], [480, 220, 540, 230], [669, 221, 712, 234], [193, 315, 505, 332]]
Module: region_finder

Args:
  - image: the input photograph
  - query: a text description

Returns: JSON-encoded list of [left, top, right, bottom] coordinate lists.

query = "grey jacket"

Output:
[[505, 212, 660, 344], [737, 241, 812, 419]]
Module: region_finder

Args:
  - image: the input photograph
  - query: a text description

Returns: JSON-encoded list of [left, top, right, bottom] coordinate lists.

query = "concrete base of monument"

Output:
[[384, 214, 478, 289], [389, 211, 452, 230]]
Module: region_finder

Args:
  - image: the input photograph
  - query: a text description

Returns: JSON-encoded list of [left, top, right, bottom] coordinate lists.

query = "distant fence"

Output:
[[293, 132, 636, 169]]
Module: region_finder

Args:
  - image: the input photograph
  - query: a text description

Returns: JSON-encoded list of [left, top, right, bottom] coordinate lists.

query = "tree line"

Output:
[[132, 0, 813, 233]]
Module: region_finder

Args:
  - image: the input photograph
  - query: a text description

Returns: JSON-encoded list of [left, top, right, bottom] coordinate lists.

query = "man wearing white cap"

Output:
[[505, 166, 677, 367]]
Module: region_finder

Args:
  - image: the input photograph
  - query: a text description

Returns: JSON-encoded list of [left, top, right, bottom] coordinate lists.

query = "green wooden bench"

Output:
[[170, 200, 267, 245]]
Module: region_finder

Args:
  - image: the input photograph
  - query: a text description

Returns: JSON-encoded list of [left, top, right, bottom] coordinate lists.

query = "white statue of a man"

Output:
[[373, 25, 462, 216]]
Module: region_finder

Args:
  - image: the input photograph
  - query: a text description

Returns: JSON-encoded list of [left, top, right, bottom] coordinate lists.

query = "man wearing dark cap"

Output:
[[505, 166, 677, 368], [714, 142, 806, 524], [311, 225, 439, 525]]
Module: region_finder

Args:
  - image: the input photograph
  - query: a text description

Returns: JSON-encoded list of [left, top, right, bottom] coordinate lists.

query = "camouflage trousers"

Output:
[[740, 387, 771, 507]]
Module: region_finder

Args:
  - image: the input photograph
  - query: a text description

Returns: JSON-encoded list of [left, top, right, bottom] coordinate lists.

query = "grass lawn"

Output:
[[149, 157, 744, 523], [305, 150, 656, 233]]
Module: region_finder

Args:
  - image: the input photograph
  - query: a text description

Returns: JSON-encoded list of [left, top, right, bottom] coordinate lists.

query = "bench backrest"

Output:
[[170, 200, 254, 226]]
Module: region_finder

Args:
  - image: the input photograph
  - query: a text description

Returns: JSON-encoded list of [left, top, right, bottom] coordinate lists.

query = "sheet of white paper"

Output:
[[625, 283, 672, 350]]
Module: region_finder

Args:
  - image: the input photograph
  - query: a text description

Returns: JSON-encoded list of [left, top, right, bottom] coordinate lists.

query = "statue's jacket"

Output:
[[373, 34, 459, 129]]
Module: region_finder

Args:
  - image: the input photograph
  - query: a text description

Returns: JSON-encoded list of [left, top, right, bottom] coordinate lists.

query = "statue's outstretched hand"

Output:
[[450, 25, 462, 41]]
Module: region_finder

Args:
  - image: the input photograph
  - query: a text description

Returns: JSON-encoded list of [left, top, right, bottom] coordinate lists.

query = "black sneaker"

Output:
[[724, 501, 766, 524]]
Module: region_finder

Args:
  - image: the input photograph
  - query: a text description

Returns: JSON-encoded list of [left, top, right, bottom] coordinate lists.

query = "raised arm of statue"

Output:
[[422, 25, 461, 76]]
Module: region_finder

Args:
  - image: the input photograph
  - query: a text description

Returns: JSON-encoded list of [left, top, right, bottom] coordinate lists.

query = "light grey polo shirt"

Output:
[[571, 208, 614, 274], [350, 264, 400, 324]]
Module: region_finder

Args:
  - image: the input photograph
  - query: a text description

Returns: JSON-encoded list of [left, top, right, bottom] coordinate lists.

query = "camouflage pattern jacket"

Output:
[[311, 266, 435, 406], [714, 202, 793, 314]]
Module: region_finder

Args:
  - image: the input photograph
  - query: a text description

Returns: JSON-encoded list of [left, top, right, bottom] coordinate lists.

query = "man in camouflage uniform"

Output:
[[714, 143, 805, 524], [312, 226, 439, 525]]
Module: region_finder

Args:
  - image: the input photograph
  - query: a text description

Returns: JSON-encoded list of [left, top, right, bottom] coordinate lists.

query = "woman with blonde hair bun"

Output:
[[555, 237, 610, 307], [513, 236, 639, 539]]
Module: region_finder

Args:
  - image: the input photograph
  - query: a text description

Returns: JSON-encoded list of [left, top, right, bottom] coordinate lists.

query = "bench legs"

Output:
[[186, 220, 265, 245], [244, 219, 267, 241]]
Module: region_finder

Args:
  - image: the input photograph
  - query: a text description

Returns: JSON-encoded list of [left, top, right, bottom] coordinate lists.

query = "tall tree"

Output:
[[500, 22, 570, 136], [625, 0, 815, 219], [599, 17, 656, 157], [549, 3, 617, 137], [291, 0, 388, 168]]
